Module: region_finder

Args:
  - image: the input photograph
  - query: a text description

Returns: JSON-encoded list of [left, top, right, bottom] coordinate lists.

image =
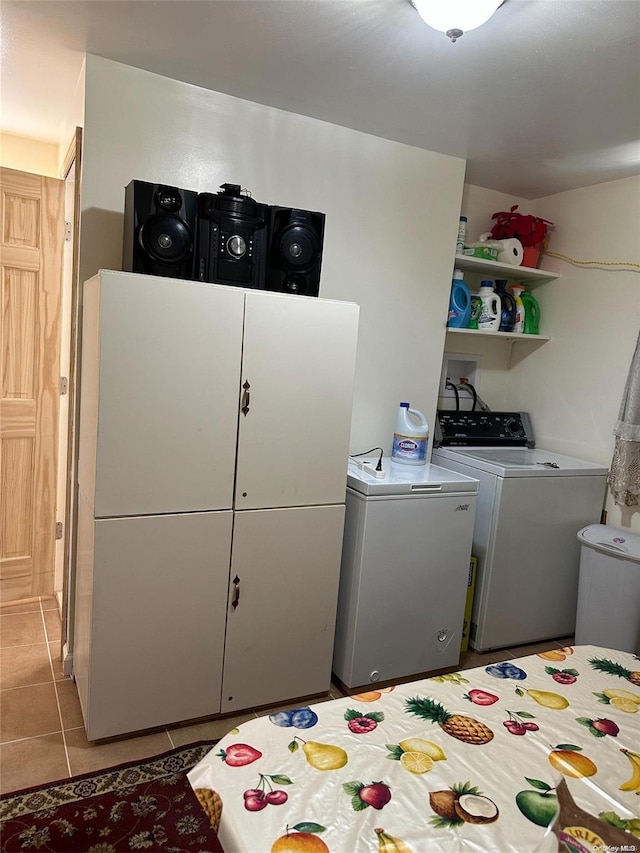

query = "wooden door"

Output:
[[220, 504, 345, 713], [0, 168, 64, 602], [235, 291, 359, 510]]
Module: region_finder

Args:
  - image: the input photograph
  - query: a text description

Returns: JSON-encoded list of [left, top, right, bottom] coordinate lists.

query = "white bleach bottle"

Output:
[[478, 280, 501, 331], [391, 402, 429, 465]]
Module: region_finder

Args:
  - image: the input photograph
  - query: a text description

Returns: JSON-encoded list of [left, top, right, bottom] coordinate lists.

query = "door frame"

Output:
[[59, 127, 82, 673]]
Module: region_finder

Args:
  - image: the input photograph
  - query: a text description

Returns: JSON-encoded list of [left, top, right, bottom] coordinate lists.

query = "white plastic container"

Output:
[[456, 216, 468, 254], [575, 524, 640, 654], [392, 402, 429, 466], [477, 281, 501, 331]]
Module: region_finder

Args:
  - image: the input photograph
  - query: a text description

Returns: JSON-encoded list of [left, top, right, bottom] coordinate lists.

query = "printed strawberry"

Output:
[[343, 780, 392, 811], [344, 708, 384, 734], [464, 689, 499, 706], [217, 743, 262, 767], [545, 666, 579, 685]]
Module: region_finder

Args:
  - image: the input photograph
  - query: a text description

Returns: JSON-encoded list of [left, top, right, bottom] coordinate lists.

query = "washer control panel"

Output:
[[435, 411, 535, 447]]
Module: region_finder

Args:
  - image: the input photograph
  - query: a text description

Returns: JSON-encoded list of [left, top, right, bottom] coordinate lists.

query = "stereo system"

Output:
[[123, 180, 325, 297]]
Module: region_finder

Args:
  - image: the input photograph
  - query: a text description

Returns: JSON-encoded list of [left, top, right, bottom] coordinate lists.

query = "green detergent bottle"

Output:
[[521, 290, 541, 335]]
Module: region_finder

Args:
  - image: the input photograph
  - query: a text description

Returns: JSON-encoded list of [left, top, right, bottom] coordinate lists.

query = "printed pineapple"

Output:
[[404, 696, 494, 745], [589, 656, 640, 687]]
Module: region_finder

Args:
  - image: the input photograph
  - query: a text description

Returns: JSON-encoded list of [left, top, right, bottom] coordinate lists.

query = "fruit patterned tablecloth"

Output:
[[188, 645, 640, 853]]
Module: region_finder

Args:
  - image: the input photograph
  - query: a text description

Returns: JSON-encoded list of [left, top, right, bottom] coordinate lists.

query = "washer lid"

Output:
[[346, 456, 479, 496], [577, 524, 640, 562], [433, 447, 608, 477]]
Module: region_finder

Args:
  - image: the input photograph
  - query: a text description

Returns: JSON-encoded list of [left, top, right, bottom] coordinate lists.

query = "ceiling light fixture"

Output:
[[412, 0, 503, 42]]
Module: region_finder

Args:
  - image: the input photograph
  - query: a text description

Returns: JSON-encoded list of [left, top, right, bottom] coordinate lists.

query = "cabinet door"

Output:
[[92, 273, 244, 517], [235, 292, 359, 509], [81, 511, 232, 740], [221, 504, 345, 713]]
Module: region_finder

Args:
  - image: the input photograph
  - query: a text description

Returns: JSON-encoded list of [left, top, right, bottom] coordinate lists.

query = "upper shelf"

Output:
[[454, 254, 560, 285]]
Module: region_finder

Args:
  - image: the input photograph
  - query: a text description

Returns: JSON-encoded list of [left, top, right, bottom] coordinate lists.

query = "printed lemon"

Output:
[[610, 697, 639, 713], [400, 751, 435, 774], [603, 688, 640, 703], [398, 738, 446, 761]]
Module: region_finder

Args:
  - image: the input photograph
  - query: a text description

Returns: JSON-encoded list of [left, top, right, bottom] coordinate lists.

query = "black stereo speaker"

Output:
[[122, 180, 198, 280], [196, 184, 268, 288], [265, 207, 325, 297]]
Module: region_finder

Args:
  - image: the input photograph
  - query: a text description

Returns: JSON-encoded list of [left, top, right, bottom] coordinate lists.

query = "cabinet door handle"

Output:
[[241, 380, 250, 416], [231, 575, 241, 610]]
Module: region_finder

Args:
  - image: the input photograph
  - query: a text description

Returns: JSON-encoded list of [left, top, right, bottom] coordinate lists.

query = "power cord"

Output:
[[349, 447, 384, 475]]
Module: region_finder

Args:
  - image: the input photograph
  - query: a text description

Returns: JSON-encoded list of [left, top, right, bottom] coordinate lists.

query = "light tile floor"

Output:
[[0, 596, 573, 795]]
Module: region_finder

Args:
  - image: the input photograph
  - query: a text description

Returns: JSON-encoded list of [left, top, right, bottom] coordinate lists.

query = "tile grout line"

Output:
[[40, 598, 73, 780]]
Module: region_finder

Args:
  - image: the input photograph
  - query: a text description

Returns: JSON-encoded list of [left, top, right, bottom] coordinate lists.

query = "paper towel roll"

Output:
[[478, 234, 524, 265], [495, 238, 523, 265]]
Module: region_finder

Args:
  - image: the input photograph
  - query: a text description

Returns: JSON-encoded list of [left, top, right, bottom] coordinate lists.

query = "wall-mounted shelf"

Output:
[[446, 327, 550, 342], [454, 254, 560, 287]]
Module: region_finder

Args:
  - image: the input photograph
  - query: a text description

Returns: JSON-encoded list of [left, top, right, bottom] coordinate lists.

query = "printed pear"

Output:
[[525, 689, 569, 710], [303, 741, 348, 771]]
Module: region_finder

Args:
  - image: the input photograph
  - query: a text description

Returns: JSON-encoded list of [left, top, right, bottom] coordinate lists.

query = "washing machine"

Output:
[[432, 411, 608, 652]]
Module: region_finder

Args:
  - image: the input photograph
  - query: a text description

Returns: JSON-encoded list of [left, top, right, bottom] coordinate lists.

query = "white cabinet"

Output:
[[74, 270, 359, 740], [220, 505, 346, 713]]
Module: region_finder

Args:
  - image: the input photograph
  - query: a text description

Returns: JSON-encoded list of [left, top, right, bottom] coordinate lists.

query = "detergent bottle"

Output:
[[509, 284, 526, 333], [392, 403, 429, 466], [494, 279, 517, 333], [447, 269, 471, 328], [521, 290, 541, 335], [477, 281, 501, 331], [468, 294, 482, 330]]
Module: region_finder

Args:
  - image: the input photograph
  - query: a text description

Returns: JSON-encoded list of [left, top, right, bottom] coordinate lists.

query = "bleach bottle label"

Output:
[[392, 432, 428, 463]]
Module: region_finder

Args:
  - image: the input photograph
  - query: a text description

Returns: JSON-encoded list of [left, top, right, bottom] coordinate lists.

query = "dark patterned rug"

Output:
[[0, 741, 223, 852]]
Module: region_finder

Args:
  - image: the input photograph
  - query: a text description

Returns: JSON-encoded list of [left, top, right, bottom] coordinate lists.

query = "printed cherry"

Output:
[[503, 709, 537, 736], [265, 790, 289, 805], [243, 788, 263, 799], [243, 772, 293, 811], [503, 720, 527, 735], [244, 792, 268, 811]]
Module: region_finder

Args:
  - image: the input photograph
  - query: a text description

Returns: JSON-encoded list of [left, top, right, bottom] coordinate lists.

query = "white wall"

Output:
[[449, 179, 640, 532], [0, 132, 59, 177], [79, 56, 467, 456], [56, 59, 86, 175], [515, 177, 640, 531]]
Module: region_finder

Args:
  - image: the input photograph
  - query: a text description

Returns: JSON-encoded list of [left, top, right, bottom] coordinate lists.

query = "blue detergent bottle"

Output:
[[447, 269, 471, 328]]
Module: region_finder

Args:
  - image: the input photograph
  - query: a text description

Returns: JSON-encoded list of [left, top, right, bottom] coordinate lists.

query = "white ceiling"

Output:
[[1, 0, 640, 199]]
